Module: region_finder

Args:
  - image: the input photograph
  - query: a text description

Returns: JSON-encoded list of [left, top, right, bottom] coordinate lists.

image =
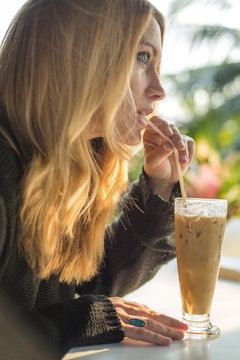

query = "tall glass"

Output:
[[174, 198, 228, 339]]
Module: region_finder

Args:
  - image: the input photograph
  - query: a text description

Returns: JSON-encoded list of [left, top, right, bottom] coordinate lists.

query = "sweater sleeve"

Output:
[[77, 169, 181, 297], [28, 295, 124, 358]]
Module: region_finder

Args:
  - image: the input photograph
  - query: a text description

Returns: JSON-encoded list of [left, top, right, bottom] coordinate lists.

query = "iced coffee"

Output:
[[175, 214, 226, 314], [174, 198, 227, 338]]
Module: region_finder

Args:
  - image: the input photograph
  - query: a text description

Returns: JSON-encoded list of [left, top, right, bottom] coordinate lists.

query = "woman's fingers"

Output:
[[167, 125, 195, 166], [176, 135, 195, 166], [116, 299, 187, 330], [146, 116, 174, 139], [153, 313, 188, 331], [143, 118, 195, 165], [110, 297, 188, 345], [145, 117, 184, 150], [185, 135, 195, 163], [169, 124, 186, 150], [124, 323, 172, 346], [121, 315, 185, 341]]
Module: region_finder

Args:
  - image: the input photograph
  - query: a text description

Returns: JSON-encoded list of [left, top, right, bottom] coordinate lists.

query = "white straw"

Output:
[[143, 115, 187, 201]]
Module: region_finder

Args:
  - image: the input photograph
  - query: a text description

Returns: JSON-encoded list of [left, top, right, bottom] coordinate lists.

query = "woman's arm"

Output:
[[77, 169, 179, 297]]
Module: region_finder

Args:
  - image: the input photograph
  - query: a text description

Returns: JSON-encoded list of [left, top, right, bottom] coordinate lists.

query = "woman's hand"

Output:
[[110, 297, 188, 345], [143, 116, 195, 199]]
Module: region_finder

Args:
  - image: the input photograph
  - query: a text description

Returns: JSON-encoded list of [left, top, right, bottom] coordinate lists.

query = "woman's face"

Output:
[[116, 17, 166, 146], [88, 17, 165, 145]]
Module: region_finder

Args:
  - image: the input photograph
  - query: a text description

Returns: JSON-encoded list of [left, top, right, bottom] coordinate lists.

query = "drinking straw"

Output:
[[143, 115, 187, 201]]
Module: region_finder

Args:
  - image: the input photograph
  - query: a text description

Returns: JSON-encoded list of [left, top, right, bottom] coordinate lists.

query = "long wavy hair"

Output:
[[0, 0, 164, 284]]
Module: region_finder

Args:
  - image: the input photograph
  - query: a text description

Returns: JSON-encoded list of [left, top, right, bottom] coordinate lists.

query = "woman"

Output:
[[0, 0, 195, 357]]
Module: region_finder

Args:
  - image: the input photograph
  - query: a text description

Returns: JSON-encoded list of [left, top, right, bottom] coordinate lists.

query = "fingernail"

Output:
[[179, 323, 188, 330], [165, 337, 172, 345], [178, 332, 185, 339], [180, 155, 188, 163], [178, 140, 185, 148], [160, 337, 172, 346]]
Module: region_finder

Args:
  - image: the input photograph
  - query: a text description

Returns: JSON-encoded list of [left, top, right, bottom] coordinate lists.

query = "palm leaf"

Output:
[[168, 0, 231, 17], [212, 94, 240, 121], [166, 24, 239, 62], [165, 62, 240, 94], [186, 94, 240, 126], [187, 24, 239, 50], [183, 94, 240, 148]]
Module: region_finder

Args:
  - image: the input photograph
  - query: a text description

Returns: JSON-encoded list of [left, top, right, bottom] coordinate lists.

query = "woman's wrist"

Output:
[[147, 177, 175, 202]]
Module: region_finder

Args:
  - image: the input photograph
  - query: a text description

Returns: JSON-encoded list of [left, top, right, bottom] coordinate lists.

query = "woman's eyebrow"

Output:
[[139, 40, 161, 58]]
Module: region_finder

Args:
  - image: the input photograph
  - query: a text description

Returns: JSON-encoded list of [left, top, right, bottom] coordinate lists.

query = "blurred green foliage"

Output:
[[128, 151, 144, 183]]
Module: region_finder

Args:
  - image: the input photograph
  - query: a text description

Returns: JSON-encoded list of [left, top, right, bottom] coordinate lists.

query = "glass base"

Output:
[[183, 312, 220, 340]]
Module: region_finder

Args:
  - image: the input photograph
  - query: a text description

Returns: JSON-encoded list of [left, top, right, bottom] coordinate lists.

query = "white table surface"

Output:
[[63, 259, 240, 360]]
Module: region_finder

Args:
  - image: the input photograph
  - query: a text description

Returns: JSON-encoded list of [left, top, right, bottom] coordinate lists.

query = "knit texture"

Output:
[[0, 119, 180, 358]]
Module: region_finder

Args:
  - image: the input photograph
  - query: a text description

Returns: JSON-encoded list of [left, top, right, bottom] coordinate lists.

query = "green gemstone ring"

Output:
[[128, 318, 146, 327]]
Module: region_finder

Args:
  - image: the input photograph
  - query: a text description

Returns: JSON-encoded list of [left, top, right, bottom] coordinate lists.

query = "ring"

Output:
[[128, 318, 146, 327]]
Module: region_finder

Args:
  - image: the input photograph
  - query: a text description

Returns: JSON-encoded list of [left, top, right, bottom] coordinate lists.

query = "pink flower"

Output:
[[186, 163, 221, 199]]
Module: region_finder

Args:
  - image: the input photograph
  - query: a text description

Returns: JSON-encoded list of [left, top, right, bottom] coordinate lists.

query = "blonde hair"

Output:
[[0, 0, 164, 284]]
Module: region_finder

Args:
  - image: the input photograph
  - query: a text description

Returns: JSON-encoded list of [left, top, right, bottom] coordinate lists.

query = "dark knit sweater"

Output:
[[0, 122, 180, 358]]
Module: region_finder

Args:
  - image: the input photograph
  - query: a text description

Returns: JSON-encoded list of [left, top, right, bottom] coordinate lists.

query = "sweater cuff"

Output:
[[86, 295, 124, 345], [123, 169, 180, 243], [63, 295, 125, 349], [140, 168, 182, 205], [35, 294, 124, 356]]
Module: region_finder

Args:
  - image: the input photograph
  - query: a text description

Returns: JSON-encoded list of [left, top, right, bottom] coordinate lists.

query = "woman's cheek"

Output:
[[130, 67, 146, 103]]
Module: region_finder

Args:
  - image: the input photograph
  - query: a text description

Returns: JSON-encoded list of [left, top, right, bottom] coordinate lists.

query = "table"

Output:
[[63, 259, 240, 360]]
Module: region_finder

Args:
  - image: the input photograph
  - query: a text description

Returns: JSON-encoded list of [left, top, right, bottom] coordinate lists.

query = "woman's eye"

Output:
[[137, 51, 151, 66]]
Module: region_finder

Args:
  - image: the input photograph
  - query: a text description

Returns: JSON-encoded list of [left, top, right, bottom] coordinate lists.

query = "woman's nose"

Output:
[[146, 74, 166, 101]]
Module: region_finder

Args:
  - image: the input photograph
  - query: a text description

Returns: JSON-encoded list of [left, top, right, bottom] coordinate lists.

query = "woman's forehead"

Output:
[[140, 18, 162, 56]]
